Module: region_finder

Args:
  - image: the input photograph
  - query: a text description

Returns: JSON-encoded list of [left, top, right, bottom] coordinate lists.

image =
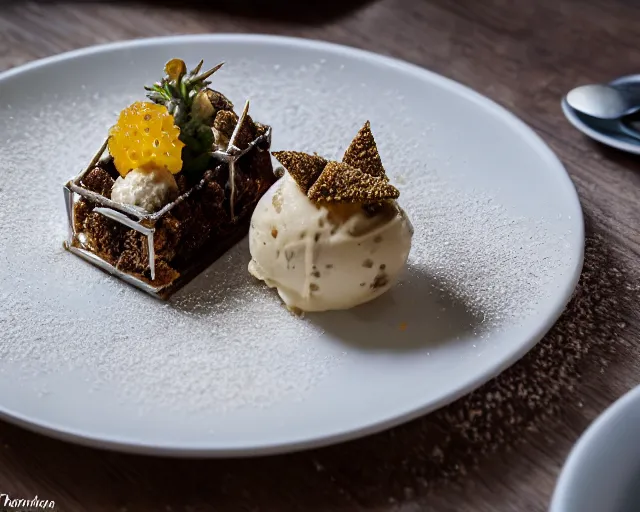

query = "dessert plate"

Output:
[[0, 34, 584, 457]]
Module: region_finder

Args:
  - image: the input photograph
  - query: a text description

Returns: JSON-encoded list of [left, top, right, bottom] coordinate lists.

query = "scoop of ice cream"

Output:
[[111, 166, 179, 213], [248, 172, 413, 312]]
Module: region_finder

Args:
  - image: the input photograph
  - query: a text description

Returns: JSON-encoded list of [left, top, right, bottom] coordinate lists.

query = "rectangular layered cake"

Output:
[[63, 59, 276, 298]]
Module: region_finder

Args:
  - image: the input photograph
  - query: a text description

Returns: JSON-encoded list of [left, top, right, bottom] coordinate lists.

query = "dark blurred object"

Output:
[[0, 0, 374, 24]]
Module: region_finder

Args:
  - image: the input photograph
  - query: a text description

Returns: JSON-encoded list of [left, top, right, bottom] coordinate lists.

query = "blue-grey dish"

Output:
[[562, 74, 640, 154], [550, 385, 640, 512]]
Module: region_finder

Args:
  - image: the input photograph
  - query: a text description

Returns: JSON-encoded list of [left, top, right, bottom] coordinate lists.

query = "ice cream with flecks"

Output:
[[248, 121, 413, 313]]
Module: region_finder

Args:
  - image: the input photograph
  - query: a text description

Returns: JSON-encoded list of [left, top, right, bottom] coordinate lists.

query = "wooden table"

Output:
[[2, 1, 640, 510]]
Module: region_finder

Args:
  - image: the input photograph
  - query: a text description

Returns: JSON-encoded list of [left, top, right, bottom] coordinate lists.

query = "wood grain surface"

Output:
[[2, 1, 640, 510]]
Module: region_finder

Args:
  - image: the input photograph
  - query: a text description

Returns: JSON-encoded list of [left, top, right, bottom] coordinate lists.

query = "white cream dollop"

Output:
[[248, 172, 413, 312], [111, 166, 179, 213]]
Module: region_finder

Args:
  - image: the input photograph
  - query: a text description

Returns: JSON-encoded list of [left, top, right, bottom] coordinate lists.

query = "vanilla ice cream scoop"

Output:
[[111, 166, 179, 213], [248, 172, 413, 312]]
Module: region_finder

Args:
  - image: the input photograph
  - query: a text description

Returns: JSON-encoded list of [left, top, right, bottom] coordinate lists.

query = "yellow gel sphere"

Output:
[[108, 101, 185, 177]]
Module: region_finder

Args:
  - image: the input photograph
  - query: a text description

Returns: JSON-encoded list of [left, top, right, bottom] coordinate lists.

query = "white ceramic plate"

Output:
[[550, 385, 640, 512], [0, 34, 584, 457]]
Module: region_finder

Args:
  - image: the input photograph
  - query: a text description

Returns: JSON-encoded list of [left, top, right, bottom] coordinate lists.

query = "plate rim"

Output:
[[561, 99, 640, 155], [0, 33, 585, 457]]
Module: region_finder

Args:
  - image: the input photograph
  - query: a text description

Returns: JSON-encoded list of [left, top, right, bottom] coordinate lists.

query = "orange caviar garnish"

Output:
[[108, 101, 185, 177]]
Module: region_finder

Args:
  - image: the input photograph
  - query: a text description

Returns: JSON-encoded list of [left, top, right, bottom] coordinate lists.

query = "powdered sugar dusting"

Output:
[[408, 178, 568, 329], [0, 54, 575, 419]]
